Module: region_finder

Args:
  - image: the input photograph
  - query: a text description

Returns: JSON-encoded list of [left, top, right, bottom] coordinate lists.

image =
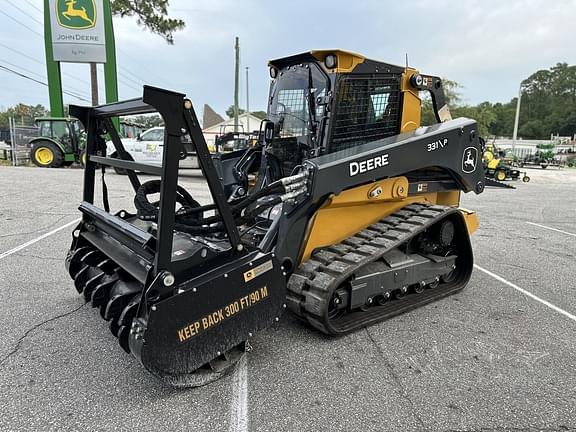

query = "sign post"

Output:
[[102, 0, 118, 105], [44, 0, 64, 117]]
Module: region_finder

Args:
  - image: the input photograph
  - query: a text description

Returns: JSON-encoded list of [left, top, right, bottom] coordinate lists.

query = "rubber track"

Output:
[[287, 203, 469, 334]]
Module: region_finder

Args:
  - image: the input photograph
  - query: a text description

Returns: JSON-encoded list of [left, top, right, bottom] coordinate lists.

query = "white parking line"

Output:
[[526, 221, 576, 238], [0, 218, 81, 261], [474, 264, 576, 323], [229, 354, 249, 432]]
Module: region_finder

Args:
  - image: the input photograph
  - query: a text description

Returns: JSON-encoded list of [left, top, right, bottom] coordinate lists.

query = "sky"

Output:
[[1, 0, 575, 119]]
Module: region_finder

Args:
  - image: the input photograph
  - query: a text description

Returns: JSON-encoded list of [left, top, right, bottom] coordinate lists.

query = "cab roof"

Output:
[[268, 49, 405, 74]]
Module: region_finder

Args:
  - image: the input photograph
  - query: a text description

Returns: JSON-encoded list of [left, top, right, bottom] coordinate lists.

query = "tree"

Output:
[[453, 102, 496, 137], [226, 106, 245, 118], [111, 0, 185, 44], [441, 79, 462, 107], [489, 102, 516, 137], [419, 64, 576, 140], [517, 62, 576, 138], [420, 79, 462, 125], [0, 104, 49, 127], [130, 114, 164, 129], [225, 106, 267, 120]]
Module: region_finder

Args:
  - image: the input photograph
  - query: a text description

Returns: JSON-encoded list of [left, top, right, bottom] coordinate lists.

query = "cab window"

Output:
[[39, 121, 52, 137], [72, 121, 84, 135], [51, 121, 70, 140]]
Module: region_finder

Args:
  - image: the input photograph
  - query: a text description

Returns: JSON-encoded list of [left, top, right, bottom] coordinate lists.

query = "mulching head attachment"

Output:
[[65, 86, 287, 387], [67, 237, 286, 387]]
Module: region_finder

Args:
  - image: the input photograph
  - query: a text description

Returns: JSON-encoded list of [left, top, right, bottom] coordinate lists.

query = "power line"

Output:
[[117, 47, 173, 88], [0, 42, 86, 87], [97, 64, 142, 93], [0, 47, 128, 100], [0, 3, 157, 98], [2, 59, 46, 81], [1, 58, 92, 100], [3, 0, 43, 25], [0, 8, 43, 37], [117, 65, 147, 86], [0, 42, 44, 65], [93, 65, 134, 100], [1, 59, 92, 99], [0, 42, 107, 97], [115, 62, 173, 90], [22, 0, 42, 13], [0, 63, 91, 102], [117, 68, 144, 88]]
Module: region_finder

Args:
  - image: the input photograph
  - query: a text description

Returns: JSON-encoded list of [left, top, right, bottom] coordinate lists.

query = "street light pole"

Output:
[[233, 37, 240, 133], [512, 82, 523, 153], [245, 66, 250, 133]]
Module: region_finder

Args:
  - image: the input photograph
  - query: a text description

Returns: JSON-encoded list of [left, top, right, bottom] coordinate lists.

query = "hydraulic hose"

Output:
[[134, 169, 309, 234], [134, 180, 201, 225]]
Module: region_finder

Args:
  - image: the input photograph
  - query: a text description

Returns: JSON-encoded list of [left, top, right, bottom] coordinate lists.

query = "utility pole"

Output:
[[245, 66, 250, 133], [234, 37, 240, 133], [512, 81, 523, 153], [9, 117, 16, 166], [90, 63, 99, 105]]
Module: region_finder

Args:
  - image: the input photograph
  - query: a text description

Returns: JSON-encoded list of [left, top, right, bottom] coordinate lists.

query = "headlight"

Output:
[[410, 74, 423, 88], [324, 54, 338, 69]]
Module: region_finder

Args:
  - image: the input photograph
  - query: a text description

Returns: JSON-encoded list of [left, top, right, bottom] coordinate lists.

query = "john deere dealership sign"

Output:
[[50, 0, 106, 63]]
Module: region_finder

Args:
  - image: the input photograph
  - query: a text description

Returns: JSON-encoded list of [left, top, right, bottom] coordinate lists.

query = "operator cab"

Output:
[[264, 50, 405, 180], [219, 50, 451, 204]]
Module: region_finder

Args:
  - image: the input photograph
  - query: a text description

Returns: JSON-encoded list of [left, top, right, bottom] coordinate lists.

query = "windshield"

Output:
[[268, 63, 329, 139]]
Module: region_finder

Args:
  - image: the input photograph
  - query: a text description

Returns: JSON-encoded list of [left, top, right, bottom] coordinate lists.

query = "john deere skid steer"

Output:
[[65, 50, 485, 387]]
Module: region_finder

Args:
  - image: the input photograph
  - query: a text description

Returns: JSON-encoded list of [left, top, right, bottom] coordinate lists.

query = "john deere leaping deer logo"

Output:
[[462, 147, 478, 173], [56, 0, 96, 30]]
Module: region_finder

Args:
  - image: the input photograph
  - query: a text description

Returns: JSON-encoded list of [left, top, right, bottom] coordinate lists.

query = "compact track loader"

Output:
[[66, 50, 486, 387]]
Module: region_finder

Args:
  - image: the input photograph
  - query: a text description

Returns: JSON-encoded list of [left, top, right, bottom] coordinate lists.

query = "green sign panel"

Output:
[[56, 0, 96, 30], [44, 0, 119, 116]]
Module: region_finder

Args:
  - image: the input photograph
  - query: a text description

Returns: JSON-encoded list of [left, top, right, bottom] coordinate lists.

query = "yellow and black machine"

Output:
[[66, 50, 487, 386], [483, 143, 530, 183]]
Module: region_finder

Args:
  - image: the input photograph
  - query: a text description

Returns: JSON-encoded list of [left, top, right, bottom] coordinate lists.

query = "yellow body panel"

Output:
[[487, 158, 500, 169], [483, 150, 495, 162], [460, 208, 480, 235], [300, 177, 467, 263], [400, 68, 422, 132], [310, 50, 365, 73]]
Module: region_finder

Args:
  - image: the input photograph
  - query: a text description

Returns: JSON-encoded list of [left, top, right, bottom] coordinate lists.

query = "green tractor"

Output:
[[29, 117, 85, 168]]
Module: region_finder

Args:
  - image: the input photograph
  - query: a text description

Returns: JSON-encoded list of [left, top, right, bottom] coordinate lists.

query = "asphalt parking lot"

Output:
[[0, 165, 575, 432]]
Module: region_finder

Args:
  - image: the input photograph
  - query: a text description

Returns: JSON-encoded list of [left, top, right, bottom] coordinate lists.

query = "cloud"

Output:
[[0, 0, 574, 115]]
